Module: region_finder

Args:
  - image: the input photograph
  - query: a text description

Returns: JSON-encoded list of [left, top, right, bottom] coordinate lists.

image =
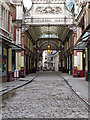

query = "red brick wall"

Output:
[[13, 26, 16, 41], [12, 5, 16, 20]]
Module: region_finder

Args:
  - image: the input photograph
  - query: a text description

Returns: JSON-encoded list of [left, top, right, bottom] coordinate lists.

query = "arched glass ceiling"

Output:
[[40, 34, 59, 39]]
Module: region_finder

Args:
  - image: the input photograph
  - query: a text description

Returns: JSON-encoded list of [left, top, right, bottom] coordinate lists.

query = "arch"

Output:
[[40, 41, 58, 49], [36, 38, 62, 43]]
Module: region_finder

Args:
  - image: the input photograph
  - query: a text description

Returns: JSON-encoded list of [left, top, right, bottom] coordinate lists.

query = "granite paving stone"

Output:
[[2, 72, 88, 118]]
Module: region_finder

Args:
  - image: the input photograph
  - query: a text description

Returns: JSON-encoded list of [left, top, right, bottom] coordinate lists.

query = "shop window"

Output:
[[2, 58, 7, 76], [2, 47, 8, 76], [1, 6, 4, 28]]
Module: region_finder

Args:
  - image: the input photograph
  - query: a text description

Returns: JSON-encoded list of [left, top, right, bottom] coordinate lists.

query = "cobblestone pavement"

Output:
[[2, 72, 88, 118]]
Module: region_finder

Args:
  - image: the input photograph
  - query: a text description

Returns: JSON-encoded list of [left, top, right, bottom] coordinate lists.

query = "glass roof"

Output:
[[81, 29, 90, 42], [40, 34, 59, 38]]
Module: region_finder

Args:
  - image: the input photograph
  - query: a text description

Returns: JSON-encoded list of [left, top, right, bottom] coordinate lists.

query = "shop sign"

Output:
[[25, 18, 73, 25]]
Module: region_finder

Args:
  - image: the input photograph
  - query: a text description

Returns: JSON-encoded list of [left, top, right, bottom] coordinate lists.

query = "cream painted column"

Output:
[[85, 48, 88, 71], [30, 57, 31, 70], [21, 55, 24, 67], [77, 52, 83, 70], [62, 59, 65, 73], [73, 33, 78, 77], [67, 57, 68, 72], [34, 61, 35, 68], [16, 52, 19, 70], [21, 33, 24, 68], [8, 48, 12, 81], [74, 51, 78, 67], [59, 60, 61, 71], [85, 48, 88, 81], [63, 60, 64, 68], [69, 55, 71, 74], [36, 52, 39, 70], [28, 56, 29, 71], [77, 51, 83, 77], [19, 52, 21, 70], [21, 33, 25, 77]]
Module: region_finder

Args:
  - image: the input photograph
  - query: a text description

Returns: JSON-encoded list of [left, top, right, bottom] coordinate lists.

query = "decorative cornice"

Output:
[[32, 0, 65, 4]]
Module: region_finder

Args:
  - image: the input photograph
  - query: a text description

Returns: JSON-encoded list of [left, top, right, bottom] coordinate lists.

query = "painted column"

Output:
[[35, 52, 37, 71], [21, 33, 25, 77], [69, 55, 70, 74], [67, 57, 69, 73], [28, 56, 29, 74], [34, 59, 36, 73], [59, 60, 61, 71], [73, 33, 78, 77], [37, 52, 39, 71], [29, 56, 30, 73], [85, 48, 88, 81], [19, 52, 21, 77], [29, 57, 31, 72], [37, 57, 39, 71], [15, 51, 21, 78], [88, 42, 90, 81], [16, 52, 19, 70], [62, 58, 65, 73], [8, 48, 12, 82], [77, 51, 83, 77]]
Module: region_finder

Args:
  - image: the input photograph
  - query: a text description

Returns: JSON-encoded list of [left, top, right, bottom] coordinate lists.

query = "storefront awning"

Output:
[[74, 24, 90, 50], [12, 46, 25, 51], [0, 33, 26, 51]]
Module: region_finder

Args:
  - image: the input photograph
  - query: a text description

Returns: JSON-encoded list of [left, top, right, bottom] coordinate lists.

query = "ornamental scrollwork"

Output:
[[36, 6, 62, 14]]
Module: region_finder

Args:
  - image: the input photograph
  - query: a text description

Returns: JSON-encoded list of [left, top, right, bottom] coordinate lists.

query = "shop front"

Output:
[[74, 25, 90, 80], [2, 44, 8, 82], [88, 42, 90, 81]]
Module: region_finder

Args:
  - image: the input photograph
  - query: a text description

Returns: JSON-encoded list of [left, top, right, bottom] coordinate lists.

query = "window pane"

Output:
[[2, 58, 7, 76]]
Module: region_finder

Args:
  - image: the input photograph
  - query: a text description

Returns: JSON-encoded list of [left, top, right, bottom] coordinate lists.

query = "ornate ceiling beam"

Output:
[[36, 38, 62, 43]]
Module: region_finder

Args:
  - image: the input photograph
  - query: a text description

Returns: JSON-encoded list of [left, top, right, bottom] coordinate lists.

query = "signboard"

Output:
[[25, 18, 74, 25]]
